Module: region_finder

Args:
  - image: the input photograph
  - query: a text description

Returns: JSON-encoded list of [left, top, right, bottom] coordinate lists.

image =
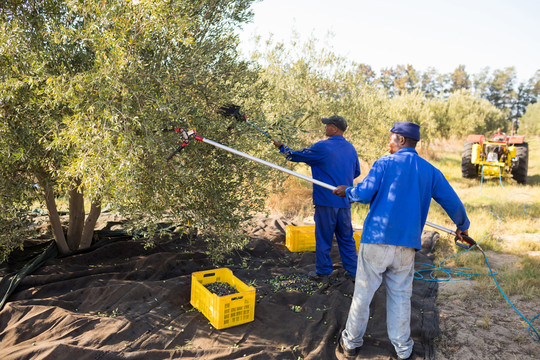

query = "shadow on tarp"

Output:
[[0, 229, 131, 311], [0, 221, 440, 360], [0, 240, 57, 311]]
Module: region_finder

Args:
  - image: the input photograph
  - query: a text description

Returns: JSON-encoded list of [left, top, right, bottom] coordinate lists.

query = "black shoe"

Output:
[[345, 274, 355, 282], [339, 336, 358, 358], [398, 352, 415, 360], [308, 271, 329, 282]]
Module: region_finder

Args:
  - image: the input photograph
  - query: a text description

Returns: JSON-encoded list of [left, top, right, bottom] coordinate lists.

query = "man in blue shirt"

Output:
[[333, 122, 470, 359], [274, 115, 361, 280]]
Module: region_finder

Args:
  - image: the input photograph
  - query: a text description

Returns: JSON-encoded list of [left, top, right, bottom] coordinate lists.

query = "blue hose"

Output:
[[416, 163, 539, 340]]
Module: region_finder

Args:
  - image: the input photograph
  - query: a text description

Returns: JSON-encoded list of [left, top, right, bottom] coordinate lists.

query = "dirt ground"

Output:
[[434, 254, 539, 360], [0, 213, 538, 360]]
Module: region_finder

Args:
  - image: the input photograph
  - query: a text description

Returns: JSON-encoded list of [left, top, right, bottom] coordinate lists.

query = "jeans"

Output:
[[341, 243, 415, 359]]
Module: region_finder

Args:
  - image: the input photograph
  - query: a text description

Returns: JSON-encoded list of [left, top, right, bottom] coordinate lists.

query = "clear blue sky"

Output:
[[238, 0, 539, 81]]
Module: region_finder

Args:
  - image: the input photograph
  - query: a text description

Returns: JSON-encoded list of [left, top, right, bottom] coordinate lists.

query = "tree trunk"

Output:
[[79, 200, 101, 250], [67, 182, 85, 251], [37, 172, 70, 255]]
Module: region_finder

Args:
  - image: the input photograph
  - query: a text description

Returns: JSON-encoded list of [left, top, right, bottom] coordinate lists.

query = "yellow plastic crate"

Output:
[[190, 268, 255, 329], [285, 225, 316, 252], [286, 225, 363, 254], [353, 229, 362, 253]]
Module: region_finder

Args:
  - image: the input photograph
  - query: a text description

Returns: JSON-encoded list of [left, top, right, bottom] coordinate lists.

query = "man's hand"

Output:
[[456, 229, 471, 244], [333, 185, 348, 198], [273, 140, 283, 149]]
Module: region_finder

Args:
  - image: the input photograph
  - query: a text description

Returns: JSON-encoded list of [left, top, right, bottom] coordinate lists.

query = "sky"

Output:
[[237, 0, 540, 82]]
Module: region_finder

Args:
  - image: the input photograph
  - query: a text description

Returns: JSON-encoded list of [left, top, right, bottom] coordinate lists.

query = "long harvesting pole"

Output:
[[194, 135, 457, 236], [194, 136, 335, 191]]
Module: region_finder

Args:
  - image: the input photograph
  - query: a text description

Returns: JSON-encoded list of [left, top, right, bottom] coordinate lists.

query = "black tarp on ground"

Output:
[[0, 216, 440, 359]]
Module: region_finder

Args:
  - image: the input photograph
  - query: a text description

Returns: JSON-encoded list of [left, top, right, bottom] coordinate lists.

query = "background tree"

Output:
[[450, 65, 471, 92], [512, 74, 539, 122], [444, 89, 507, 136], [249, 35, 510, 162], [378, 67, 397, 97], [0, 0, 266, 259], [472, 67, 491, 99], [485, 67, 517, 118], [355, 63, 376, 85], [420, 67, 443, 99], [388, 89, 435, 139], [392, 64, 420, 96], [520, 101, 540, 135]]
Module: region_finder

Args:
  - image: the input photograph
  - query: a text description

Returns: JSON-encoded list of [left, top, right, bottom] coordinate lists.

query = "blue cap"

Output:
[[390, 122, 420, 141]]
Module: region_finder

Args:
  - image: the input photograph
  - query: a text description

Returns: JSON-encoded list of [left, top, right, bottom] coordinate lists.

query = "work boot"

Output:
[[397, 351, 415, 360], [339, 336, 359, 358], [308, 271, 329, 282]]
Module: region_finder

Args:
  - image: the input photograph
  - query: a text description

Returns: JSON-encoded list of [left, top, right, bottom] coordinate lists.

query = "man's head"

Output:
[[389, 122, 420, 153], [322, 115, 347, 137]]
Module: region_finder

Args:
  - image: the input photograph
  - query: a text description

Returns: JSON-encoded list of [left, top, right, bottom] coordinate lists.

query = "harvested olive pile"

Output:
[[205, 282, 238, 296], [264, 274, 323, 295]]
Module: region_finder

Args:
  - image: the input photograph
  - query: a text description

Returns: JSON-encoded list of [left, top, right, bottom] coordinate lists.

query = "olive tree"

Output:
[[0, 0, 268, 259], [520, 101, 540, 135], [426, 90, 506, 138], [250, 35, 395, 163]]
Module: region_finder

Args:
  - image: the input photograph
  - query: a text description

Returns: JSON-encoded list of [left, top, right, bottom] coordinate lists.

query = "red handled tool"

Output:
[[165, 128, 196, 161]]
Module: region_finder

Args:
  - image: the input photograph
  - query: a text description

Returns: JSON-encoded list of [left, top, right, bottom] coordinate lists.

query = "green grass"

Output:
[[426, 136, 539, 251], [451, 253, 540, 299], [424, 136, 540, 299]]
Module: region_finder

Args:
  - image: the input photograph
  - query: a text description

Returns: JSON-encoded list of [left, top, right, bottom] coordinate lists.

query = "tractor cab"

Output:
[[491, 128, 507, 142]]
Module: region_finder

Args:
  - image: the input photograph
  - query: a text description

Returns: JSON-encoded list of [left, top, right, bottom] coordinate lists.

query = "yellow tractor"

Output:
[[462, 129, 528, 184]]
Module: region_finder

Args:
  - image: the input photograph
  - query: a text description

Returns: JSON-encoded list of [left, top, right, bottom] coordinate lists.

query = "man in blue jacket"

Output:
[[333, 122, 470, 360], [274, 115, 360, 280]]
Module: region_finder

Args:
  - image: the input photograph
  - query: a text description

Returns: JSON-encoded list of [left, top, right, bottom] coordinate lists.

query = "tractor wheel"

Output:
[[511, 143, 528, 184], [462, 142, 478, 179]]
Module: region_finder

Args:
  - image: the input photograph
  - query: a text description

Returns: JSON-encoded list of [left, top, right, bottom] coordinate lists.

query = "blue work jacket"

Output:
[[345, 147, 470, 250], [280, 135, 360, 208]]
